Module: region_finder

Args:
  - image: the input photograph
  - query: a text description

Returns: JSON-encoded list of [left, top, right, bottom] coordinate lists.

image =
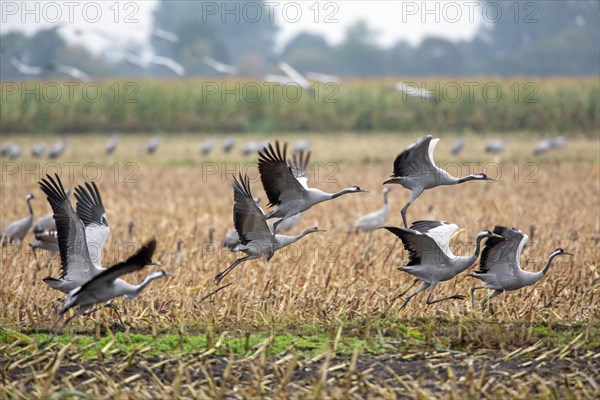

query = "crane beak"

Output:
[[383, 178, 396, 185], [490, 233, 505, 239], [563, 251, 574, 256], [150, 260, 161, 266], [164, 272, 176, 277]]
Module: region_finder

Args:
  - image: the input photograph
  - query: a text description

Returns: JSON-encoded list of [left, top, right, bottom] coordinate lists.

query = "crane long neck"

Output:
[[276, 229, 315, 248], [130, 274, 163, 297], [331, 188, 354, 199], [457, 175, 478, 184], [467, 235, 486, 264], [26, 197, 33, 216], [541, 252, 561, 276]]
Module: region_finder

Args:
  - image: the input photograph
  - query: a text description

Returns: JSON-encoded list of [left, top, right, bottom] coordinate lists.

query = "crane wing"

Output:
[[391, 135, 437, 178], [477, 226, 527, 276], [39, 174, 95, 281], [233, 174, 274, 245], [289, 149, 311, 189], [71, 239, 156, 297], [74, 181, 110, 269], [410, 220, 458, 254], [383, 226, 449, 266], [258, 141, 307, 207], [278, 62, 311, 90]]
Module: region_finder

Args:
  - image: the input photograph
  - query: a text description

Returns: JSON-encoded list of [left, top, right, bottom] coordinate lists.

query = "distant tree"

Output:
[[0, 31, 29, 79], [281, 33, 337, 73], [336, 21, 387, 76], [152, 0, 278, 74], [413, 38, 465, 76]]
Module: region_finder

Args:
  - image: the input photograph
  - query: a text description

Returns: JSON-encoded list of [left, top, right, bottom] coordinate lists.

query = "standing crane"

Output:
[[214, 174, 323, 284], [1, 194, 34, 246], [382, 221, 503, 308], [106, 134, 118, 155], [384, 135, 493, 228], [147, 135, 161, 154], [351, 188, 392, 233], [450, 136, 465, 155], [258, 141, 367, 232], [48, 139, 68, 159], [469, 226, 573, 309]]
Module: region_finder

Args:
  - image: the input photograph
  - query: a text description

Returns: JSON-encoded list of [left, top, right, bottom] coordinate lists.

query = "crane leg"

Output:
[[470, 286, 487, 309], [400, 203, 411, 228], [42, 307, 87, 346], [400, 281, 430, 309], [481, 289, 503, 310], [425, 282, 466, 305], [215, 256, 250, 284]]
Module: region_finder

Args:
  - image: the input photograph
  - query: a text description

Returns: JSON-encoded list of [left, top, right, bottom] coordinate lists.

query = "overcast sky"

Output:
[[1, 1, 482, 54]]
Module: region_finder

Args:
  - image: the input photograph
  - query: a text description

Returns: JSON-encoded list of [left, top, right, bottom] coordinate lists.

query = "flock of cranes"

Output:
[[1, 133, 567, 162], [1, 135, 573, 339]]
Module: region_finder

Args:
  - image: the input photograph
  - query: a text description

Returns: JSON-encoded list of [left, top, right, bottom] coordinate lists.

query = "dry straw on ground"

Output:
[[1, 133, 598, 398]]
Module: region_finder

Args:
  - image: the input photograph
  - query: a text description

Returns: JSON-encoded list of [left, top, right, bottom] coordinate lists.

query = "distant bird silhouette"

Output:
[[278, 62, 314, 93], [204, 56, 238, 75], [485, 139, 506, 154], [106, 135, 118, 155], [392, 82, 436, 102], [32, 142, 47, 158], [124, 52, 185, 76], [450, 136, 465, 155], [306, 71, 341, 84], [10, 57, 43, 76], [147, 135, 161, 154], [48, 139, 68, 159], [1, 194, 34, 246], [352, 188, 392, 233], [223, 137, 236, 153], [45, 63, 91, 81]]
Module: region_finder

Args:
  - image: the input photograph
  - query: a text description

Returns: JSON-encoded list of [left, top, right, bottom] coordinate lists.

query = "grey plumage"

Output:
[[258, 141, 367, 232], [1, 193, 34, 246], [485, 139, 506, 154], [38, 175, 108, 294], [352, 188, 391, 233], [450, 136, 465, 155], [223, 137, 236, 153], [383, 221, 502, 309], [47, 239, 172, 337], [384, 135, 493, 228], [32, 142, 47, 157], [106, 135, 118, 155], [48, 139, 68, 159], [214, 174, 323, 284], [74, 181, 110, 269], [469, 226, 573, 309]]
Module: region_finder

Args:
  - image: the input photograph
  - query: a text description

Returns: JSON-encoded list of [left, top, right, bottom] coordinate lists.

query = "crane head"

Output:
[[553, 248, 573, 256]]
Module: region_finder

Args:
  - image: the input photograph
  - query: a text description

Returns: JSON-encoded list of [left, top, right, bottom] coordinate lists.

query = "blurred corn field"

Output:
[[2, 78, 598, 134]]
